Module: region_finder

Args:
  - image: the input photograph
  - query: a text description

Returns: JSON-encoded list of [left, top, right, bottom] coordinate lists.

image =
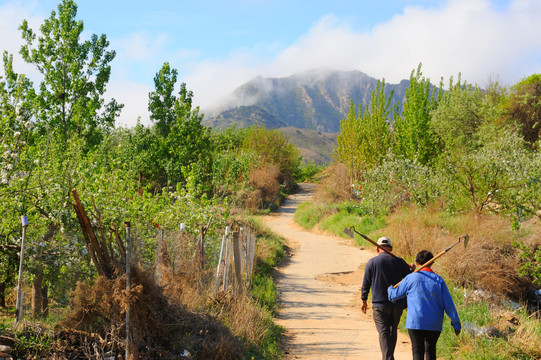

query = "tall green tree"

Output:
[[431, 77, 484, 152], [335, 82, 394, 182], [358, 79, 394, 169], [393, 63, 442, 165], [19, 0, 122, 148], [335, 100, 362, 182], [4, 0, 123, 315], [148, 62, 211, 190]]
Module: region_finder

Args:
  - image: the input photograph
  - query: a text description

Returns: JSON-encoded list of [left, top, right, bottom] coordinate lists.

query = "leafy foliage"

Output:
[[505, 74, 541, 146], [393, 63, 442, 164], [18, 0, 122, 148]]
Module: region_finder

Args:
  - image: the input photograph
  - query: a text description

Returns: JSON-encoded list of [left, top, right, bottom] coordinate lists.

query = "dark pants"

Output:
[[373, 306, 404, 360], [407, 329, 441, 360]]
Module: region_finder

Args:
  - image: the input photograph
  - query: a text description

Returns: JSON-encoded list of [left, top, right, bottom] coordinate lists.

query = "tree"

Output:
[[335, 100, 362, 182], [18, 0, 122, 148], [358, 79, 394, 169], [242, 126, 300, 192], [431, 77, 484, 152], [6, 0, 123, 315], [393, 63, 442, 165], [439, 124, 533, 214], [505, 74, 541, 146], [148, 63, 211, 190], [335, 81, 394, 182], [0, 51, 36, 307], [148, 62, 178, 138]]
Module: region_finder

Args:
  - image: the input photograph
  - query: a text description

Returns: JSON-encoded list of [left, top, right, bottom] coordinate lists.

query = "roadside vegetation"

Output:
[[296, 68, 541, 359], [0, 1, 299, 358]]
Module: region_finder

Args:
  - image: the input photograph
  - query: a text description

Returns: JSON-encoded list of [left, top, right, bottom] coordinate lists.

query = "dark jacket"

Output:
[[361, 252, 411, 308]]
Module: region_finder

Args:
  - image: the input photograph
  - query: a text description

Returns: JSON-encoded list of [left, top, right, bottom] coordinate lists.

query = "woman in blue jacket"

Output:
[[388, 250, 461, 360]]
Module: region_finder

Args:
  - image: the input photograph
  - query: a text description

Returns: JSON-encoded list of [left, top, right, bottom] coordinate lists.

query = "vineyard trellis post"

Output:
[[125, 222, 132, 360], [232, 231, 242, 294], [215, 226, 229, 293], [15, 215, 29, 324], [155, 228, 164, 286], [223, 231, 231, 290]]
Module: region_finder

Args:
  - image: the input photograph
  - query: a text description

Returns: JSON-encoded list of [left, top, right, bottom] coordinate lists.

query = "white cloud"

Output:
[[0, 2, 44, 79], [106, 80, 153, 127], [2, 0, 541, 129], [189, 0, 541, 112]]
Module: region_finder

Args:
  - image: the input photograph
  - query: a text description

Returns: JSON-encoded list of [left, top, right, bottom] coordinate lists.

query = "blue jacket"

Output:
[[361, 252, 411, 308], [387, 270, 461, 332]]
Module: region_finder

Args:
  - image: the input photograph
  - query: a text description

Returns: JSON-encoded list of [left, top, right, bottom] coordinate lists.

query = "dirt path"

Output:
[[263, 183, 412, 359]]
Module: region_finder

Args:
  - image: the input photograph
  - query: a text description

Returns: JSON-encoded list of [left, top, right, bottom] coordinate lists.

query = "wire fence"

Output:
[[131, 223, 257, 295]]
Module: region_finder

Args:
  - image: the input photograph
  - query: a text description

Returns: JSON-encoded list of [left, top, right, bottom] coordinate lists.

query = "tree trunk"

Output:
[[42, 285, 49, 317], [32, 271, 43, 317], [0, 282, 5, 308]]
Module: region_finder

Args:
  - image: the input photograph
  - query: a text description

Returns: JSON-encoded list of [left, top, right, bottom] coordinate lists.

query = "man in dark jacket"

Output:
[[361, 237, 413, 360]]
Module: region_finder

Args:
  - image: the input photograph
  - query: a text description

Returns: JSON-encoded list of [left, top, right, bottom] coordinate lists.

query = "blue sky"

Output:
[[1, 0, 540, 127]]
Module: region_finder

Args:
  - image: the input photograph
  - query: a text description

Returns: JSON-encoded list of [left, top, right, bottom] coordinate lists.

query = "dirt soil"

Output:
[[263, 183, 412, 359]]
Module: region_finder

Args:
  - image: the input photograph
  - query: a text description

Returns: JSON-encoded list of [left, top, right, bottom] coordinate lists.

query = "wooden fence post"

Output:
[[125, 222, 132, 360], [232, 231, 243, 294]]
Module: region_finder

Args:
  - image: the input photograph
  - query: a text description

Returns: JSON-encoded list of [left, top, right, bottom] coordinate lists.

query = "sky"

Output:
[[1, 0, 540, 128]]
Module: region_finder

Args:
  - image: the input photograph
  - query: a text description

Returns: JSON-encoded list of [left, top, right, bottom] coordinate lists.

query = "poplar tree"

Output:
[[358, 80, 393, 169], [393, 64, 442, 165], [19, 0, 123, 148], [335, 99, 362, 181]]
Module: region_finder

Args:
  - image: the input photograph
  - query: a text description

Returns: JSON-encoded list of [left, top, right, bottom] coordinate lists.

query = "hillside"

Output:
[[278, 127, 337, 164]]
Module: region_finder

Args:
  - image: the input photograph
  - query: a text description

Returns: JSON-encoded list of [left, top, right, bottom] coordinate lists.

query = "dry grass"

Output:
[[239, 164, 281, 210], [61, 266, 243, 360], [313, 163, 353, 204], [384, 204, 539, 301]]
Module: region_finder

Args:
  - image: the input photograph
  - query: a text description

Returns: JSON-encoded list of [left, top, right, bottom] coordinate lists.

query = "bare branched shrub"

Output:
[[62, 267, 243, 359], [239, 164, 281, 210], [313, 163, 352, 204]]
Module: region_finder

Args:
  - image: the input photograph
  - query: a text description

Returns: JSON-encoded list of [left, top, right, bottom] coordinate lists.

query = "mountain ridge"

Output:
[[203, 68, 409, 133]]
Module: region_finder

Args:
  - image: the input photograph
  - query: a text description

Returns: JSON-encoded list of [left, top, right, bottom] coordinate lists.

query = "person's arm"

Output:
[[361, 262, 372, 314], [387, 275, 409, 301], [441, 280, 461, 335]]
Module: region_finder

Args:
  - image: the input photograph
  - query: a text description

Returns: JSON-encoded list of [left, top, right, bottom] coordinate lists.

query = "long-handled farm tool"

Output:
[[343, 226, 398, 258], [392, 234, 469, 288]]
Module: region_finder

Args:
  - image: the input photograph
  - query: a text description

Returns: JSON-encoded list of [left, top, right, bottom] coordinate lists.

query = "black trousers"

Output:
[[407, 328, 441, 360], [372, 306, 404, 360]]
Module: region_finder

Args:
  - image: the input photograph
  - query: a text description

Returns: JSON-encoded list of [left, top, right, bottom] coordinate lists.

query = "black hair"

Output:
[[416, 250, 434, 265]]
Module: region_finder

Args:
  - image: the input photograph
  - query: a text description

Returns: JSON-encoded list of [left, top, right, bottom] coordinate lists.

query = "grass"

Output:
[[245, 217, 287, 359], [294, 201, 332, 230], [294, 200, 387, 247], [0, 217, 288, 360], [436, 286, 541, 359]]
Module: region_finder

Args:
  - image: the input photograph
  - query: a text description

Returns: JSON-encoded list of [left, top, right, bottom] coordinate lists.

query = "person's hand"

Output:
[[361, 300, 367, 314], [409, 263, 416, 271], [454, 328, 461, 336]]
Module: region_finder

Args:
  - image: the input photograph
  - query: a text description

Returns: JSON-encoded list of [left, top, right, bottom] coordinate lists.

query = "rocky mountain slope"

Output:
[[203, 69, 409, 133]]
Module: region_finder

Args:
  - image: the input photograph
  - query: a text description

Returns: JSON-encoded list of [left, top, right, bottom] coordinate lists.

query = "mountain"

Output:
[[202, 69, 410, 164], [203, 69, 409, 133]]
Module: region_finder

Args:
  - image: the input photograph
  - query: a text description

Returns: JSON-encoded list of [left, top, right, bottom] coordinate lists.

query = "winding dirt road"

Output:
[[263, 183, 411, 359]]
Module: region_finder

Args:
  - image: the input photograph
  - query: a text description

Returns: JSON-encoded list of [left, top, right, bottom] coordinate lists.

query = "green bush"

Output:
[[319, 211, 386, 244], [294, 201, 332, 230], [294, 161, 326, 183]]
